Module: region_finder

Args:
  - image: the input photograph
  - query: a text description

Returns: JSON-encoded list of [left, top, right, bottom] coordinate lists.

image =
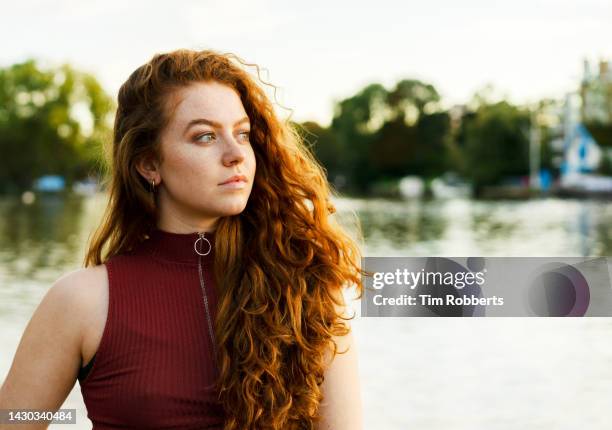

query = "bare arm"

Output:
[[0, 270, 90, 429], [317, 289, 363, 430]]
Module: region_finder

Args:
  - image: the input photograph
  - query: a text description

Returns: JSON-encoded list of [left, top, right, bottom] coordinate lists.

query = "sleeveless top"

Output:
[[78, 228, 225, 429]]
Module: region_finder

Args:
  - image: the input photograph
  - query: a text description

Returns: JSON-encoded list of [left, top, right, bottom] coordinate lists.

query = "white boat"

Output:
[[431, 173, 472, 199], [72, 178, 100, 196], [398, 176, 425, 199]]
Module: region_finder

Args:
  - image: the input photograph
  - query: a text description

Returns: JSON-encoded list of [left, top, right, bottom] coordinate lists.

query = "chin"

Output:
[[218, 201, 249, 215]]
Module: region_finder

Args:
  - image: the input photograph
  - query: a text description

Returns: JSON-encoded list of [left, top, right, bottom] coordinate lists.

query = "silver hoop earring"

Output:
[[150, 179, 156, 193]]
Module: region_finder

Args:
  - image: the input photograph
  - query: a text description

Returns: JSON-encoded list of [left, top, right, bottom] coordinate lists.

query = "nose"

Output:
[[221, 133, 246, 167]]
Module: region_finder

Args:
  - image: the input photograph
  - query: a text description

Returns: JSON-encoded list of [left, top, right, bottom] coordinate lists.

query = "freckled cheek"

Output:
[[247, 148, 257, 176], [162, 151, 217, 189]]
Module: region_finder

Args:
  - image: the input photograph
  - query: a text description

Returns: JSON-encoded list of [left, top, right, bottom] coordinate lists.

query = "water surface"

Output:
[[1, 194, 611, 429]]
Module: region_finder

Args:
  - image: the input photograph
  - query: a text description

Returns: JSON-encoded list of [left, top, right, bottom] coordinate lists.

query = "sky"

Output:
[[1, 0, 611, 126]]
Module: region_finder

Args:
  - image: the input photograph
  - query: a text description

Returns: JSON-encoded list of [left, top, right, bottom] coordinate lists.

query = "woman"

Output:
[[0, 49, 365, 429]]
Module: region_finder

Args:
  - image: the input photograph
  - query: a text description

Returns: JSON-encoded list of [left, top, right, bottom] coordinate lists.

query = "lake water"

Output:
[[1, 193, 611, 429]]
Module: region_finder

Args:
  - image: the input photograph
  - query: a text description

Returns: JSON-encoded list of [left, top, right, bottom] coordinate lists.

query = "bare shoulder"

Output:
[[50, 264, 108, 326], [0, 264, 109, 412], [52, 264, 108, 293], [53, 264, 109, 365]]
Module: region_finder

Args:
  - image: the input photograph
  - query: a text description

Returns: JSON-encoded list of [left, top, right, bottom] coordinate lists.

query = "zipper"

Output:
[[195, 232, 218, 365]]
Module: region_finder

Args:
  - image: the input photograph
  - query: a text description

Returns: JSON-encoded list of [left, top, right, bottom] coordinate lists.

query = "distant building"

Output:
[[556, 59, 612, 193], [580, 59, 612, 124], [32, 175, 66, 192]]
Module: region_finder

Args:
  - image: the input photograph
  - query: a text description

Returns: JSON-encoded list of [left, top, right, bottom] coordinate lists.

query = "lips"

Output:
[[219, 175, 247, 185]]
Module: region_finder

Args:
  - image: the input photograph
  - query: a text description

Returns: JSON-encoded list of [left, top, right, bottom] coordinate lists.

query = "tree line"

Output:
[[0, 59, 113, 194], [1, 59, 563, 196], [301, 81, 548, 196]]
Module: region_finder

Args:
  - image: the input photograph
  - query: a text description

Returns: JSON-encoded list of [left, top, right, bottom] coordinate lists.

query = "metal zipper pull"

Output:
[[195, 232, 218, 365], [194, 232, 211, 256]]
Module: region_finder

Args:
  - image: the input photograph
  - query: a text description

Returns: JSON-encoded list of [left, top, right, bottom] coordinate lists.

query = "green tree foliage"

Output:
[[387, 79, 441, 120], [305, 81, 544, 196], [371, 80, 450, 178], [586, 123, 612, 149], [457, 101, 530, 190], [325, 80, 450, 193], [329, 83, 388, 192], [0, 59, 114, 193]]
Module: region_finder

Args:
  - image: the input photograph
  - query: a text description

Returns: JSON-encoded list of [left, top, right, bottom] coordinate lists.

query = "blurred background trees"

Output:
[[1, 57, 608, 199], [0, 59, 113, 193], [303, 79, 534, 196], [455, 100, 530, 192]]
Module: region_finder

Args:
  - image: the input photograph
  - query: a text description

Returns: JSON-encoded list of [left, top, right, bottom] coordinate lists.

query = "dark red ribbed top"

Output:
[[78, 228, 225, 429]]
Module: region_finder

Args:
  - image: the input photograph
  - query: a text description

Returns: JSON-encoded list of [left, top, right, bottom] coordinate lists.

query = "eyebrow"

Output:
[[184, 116, 250, 134]]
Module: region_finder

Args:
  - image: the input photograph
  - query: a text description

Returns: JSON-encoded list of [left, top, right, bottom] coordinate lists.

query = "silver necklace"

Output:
[[195, 232, 218, 364]]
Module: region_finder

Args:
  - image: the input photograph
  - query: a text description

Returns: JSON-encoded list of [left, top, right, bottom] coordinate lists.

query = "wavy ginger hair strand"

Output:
[[83, 48, 367, 430]]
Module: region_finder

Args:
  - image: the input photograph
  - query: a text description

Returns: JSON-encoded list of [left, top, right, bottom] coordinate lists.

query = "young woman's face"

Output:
[[155, 81, 256, 228]]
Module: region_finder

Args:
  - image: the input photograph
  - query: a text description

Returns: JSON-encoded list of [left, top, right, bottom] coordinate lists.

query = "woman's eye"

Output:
[[195, 133, 215, 143], [239, 131, 251, 141]]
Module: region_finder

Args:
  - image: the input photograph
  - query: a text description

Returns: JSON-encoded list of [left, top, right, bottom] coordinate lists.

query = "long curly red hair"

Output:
[[84, 48, 366, 429]]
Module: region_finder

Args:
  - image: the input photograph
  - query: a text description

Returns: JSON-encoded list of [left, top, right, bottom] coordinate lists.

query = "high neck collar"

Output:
[[143, 227, 216, 266]]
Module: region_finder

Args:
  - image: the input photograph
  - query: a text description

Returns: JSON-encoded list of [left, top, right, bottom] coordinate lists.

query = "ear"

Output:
[[135, 153, 161, 185]]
